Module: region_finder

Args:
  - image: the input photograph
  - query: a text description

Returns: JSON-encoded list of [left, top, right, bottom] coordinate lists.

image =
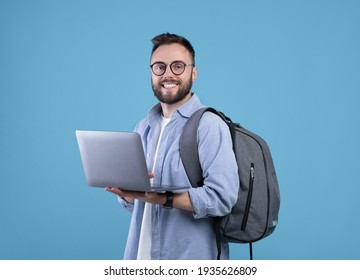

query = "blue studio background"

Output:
[[1, 0, 359, 260]]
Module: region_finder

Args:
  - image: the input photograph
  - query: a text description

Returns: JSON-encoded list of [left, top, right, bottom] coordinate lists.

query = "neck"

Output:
[[160, 92, 192, 118]]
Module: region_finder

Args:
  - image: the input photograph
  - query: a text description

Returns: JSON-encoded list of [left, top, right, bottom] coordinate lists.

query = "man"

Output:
[[106, 33, 239, 260]]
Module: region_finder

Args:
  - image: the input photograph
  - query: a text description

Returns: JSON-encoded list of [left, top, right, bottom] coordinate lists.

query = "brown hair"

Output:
[[151, 33, 195, 65]]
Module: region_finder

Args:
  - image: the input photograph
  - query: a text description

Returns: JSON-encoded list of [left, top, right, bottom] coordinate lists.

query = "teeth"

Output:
[[163, 83, 177, 88]]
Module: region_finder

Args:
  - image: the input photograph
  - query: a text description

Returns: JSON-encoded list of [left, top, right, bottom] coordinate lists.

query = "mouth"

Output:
[[161, 80, 179, 89]]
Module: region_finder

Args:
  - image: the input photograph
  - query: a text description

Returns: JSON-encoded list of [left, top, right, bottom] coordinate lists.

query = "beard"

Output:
[[152, 76, 193, 105]]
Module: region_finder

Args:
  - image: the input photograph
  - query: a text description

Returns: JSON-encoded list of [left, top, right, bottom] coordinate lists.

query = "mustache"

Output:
[[161, 78, 180, 83]]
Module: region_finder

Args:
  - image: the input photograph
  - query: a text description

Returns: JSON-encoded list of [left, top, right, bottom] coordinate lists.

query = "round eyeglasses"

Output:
[[150, 61, 195, 76]]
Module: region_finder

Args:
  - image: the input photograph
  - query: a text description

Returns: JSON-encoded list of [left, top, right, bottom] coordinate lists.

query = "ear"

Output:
[[192, 66, 198, 82]]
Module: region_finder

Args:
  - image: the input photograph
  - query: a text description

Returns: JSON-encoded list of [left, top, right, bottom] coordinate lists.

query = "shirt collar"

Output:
[[176, 93, 204, 119]]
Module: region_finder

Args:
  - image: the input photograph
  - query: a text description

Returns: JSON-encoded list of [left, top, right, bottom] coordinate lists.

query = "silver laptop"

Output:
[[75, 130, 188, 192]]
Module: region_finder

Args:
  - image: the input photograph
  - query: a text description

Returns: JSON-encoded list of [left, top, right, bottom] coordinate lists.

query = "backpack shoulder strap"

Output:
[[179, 107, 227, 187]]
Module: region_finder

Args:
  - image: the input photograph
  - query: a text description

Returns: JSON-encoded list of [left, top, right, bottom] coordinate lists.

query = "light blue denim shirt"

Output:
[[119, 94, 239, 260]]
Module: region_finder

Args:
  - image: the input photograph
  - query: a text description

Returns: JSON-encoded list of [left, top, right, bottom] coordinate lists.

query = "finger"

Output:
[[105, 187, 125, 196], [148, 172, 155, 179], [113, 188, 145, 198]]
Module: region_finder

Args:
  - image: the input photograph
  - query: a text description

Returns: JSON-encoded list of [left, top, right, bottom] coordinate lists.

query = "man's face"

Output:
[[150, 43, 197, 105]]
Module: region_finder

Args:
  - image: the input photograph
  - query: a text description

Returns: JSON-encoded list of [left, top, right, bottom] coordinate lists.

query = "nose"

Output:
[[163, 64, 175, 78]]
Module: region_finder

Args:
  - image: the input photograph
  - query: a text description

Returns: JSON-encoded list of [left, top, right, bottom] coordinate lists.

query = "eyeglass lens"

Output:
[[151, 61, 189, 76]]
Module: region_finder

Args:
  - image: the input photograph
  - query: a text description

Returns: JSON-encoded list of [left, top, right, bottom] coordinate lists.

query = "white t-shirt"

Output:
[[137, 115, 170, 260]]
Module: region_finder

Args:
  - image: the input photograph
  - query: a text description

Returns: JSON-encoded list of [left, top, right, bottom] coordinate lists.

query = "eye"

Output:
[[173, 62, 184, 69], [154, 63, 165, 71], [171, 62, 185, 72]]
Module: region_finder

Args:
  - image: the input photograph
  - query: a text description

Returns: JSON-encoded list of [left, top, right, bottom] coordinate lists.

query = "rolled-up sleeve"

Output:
[[118, 196, 135, 212], [188, 112, 239, 219]]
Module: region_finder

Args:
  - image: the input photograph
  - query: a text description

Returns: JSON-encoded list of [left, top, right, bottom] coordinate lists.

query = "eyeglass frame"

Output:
[[150, 60, 195, 76]]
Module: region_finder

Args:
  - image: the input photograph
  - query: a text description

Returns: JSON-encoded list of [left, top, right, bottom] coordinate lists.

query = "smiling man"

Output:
[[106, 33, 239, 260]]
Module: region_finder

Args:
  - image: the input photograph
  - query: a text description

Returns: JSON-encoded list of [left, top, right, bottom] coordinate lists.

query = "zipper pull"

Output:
[[250, 163, 255, 181]]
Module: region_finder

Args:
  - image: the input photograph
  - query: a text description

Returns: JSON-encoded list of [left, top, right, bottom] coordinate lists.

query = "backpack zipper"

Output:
[[241, 163, 255, 231]]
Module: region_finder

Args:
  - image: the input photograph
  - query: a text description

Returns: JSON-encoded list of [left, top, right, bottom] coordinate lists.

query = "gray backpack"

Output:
[[179, 107, 280, 259]]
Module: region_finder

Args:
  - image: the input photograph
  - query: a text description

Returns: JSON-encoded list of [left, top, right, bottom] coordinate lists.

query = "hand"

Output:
[[105, 188, 166, 205], [105, 173, 166, 205]]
